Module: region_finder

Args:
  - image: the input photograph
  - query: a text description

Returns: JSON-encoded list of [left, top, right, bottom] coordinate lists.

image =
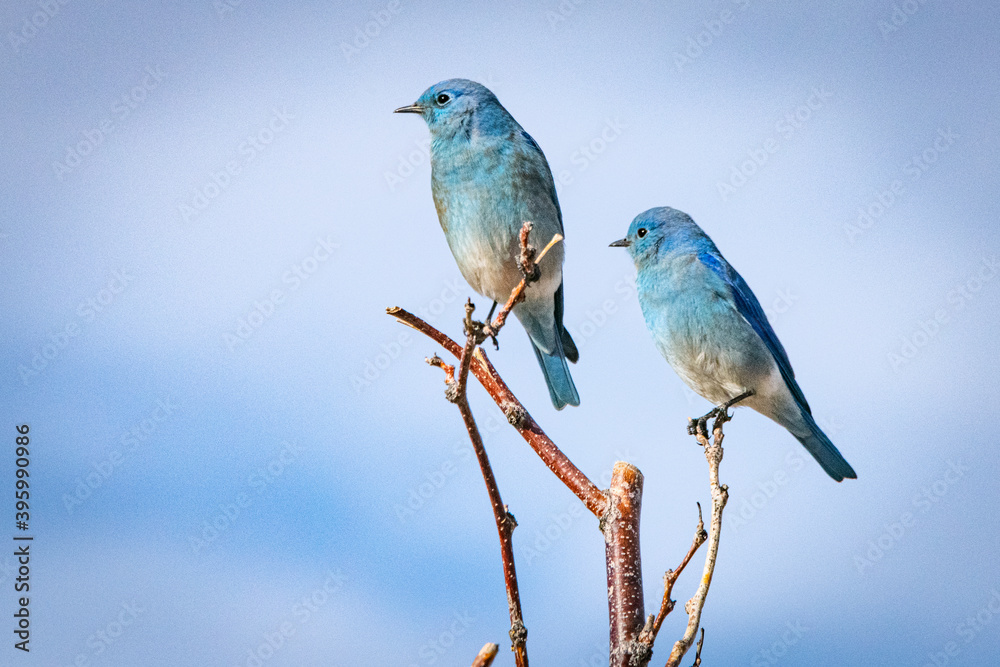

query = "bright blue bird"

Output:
[[611, 207, 856, 481], [395, 79, 579, 409]]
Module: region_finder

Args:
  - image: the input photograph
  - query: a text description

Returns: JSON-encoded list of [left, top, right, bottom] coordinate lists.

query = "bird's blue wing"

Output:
[[519, 129, 542, 155], [698, 252, 811, 413], [518, 129, 563, 233]]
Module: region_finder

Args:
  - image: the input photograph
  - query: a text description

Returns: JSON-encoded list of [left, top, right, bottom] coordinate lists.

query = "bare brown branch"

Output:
[[637, 503, 708, 649], [434, 301, 528, 667], [387, 307, 606, 516], [485, 222, 564, 338], [471, 642, 500, 667], [396, 289, 736, 667], [604, 462, 649, 667], [665, 413, 732, 667], [392, 221, 706, 667], [426, 354, 455, 384]]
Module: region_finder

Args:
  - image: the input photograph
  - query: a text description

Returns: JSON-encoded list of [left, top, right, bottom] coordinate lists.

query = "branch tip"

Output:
[[471, 642, 500, 667], [690, 627, 705, 667]]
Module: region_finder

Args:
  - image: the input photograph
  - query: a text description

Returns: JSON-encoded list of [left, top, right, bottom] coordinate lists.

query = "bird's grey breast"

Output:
[[638, 255, 758, 402], [430, 138, 525, 299], [431, 137, 561, 300]]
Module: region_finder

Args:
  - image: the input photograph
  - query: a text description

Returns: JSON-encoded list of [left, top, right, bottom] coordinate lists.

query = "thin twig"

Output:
[[429, 300, 528, 667], [471, 643, 500, 667], [665, 412, 732, 667], [637, 504, 708, 648], [690, 629, 705, 667], [388, 307, 606, 516], [486, 223, 564, 338], [426, 354, 455, 384], [392, 220, 639, 667]]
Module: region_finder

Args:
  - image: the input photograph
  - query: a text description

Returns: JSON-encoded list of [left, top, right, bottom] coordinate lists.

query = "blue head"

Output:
[[394, 79, 514, 140], [610, 207, 713, 266]]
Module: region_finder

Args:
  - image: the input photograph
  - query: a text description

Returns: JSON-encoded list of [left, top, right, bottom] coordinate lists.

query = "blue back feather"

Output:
[[697, 251, 811, 413]]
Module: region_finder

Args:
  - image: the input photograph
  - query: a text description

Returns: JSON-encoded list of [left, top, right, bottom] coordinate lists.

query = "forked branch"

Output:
[[407, 223, 569, 666], [637, 504, 708, 648], [664, 410, 734, 667], [482, 222, 563, 339], [427, 300, 527, 666], [388, 273, 604, 516], [391, 220, 735, 667]]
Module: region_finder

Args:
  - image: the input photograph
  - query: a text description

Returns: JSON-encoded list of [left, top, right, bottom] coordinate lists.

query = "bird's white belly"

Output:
[[668, 347, 749, 406], [450, 233, 520, 301]]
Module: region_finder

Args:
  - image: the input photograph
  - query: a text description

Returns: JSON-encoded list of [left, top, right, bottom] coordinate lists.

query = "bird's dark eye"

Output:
[[435, 93, 451, 105], [637, 228, 647, 238]]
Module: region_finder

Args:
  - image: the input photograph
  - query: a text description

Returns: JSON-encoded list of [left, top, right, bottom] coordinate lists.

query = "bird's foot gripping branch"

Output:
[[687, 389, 755, 439], [388, 221, 733, 667]]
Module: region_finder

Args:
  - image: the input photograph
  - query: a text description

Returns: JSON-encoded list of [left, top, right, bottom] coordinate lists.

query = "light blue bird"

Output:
[[395, 79, 579, 409], [611, 207, 856, 481]]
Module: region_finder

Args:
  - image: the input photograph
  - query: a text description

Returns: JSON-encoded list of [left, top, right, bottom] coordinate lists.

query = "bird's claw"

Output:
[[690, 390, 755, 441], [688, 409, 718, 440], [479, 324, 500, 350], [713, 406, 733, 431]]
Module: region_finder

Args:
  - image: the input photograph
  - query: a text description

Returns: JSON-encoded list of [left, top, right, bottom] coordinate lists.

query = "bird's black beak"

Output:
[[393, 103, 424, 114], [609, 238, 631, 248]]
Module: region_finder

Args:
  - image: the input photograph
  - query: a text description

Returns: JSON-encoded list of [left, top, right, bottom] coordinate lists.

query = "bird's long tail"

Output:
[[529, 327, 580, 410], [792, 409, 857, 482]]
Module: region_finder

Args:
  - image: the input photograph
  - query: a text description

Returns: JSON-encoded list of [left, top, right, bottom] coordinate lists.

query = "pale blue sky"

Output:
[[2, 1, 999, 665]]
